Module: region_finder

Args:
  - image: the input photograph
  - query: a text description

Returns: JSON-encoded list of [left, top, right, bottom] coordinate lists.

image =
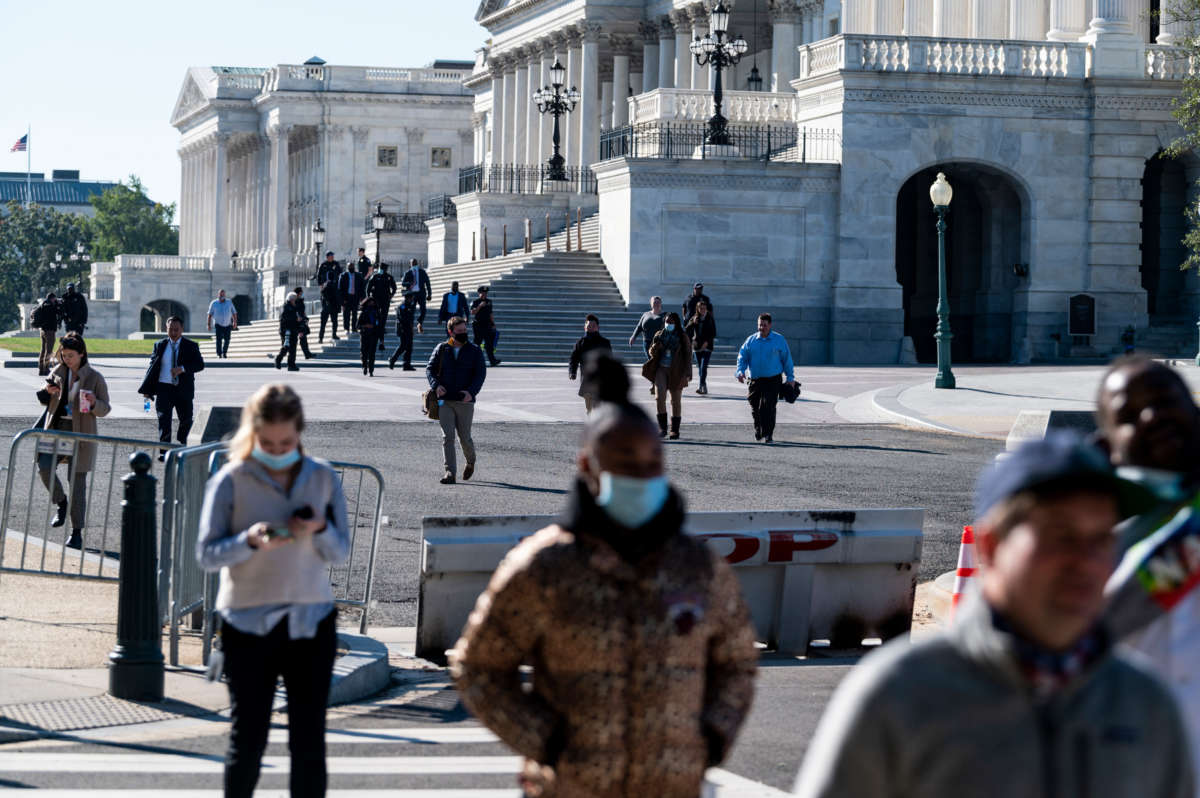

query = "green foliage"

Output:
[[87, 175, 178, 262], [0, 201, 91, 330], [1162, 0, 1200, 270]]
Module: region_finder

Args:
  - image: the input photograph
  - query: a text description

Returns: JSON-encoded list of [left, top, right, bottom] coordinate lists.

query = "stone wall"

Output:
[[453, 191, 600, 264]]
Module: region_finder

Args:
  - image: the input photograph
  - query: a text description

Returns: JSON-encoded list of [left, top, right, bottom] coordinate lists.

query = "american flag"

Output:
[[10, 134, 27, 153]]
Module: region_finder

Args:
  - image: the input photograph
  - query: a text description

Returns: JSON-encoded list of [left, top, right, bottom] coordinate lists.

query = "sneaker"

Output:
[[462, 463, 474, 481], [440, 472, 456, 485]]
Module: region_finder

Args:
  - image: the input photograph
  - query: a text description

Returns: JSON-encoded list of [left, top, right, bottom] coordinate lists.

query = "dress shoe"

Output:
[[64, 530, 82, 550], [754, 429, 762, 441], [363, 367, 368, 375], [388, 358, 396, 370], [764, 436, 774, 444], [51, 500, 68, 528], [332, 334, 340, 340], [440, 472, 456, 484], [462, 463, 474, 481], [402, 365, 416, 371], [287, 365, 300, 372]]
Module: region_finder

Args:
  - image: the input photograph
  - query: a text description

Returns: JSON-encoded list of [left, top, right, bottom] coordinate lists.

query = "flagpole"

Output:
[[25, 125, 31, 209]]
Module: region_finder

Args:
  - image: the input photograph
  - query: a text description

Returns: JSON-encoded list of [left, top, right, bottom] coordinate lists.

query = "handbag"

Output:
[[422, 345, 444, 420]]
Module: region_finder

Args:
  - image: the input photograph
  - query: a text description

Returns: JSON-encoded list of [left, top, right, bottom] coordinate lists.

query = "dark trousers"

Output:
[[748, 374, 782, 439], [410, 294, 427, 326], [222, 610, 337, 798], [473, 323, 497, 363], [155, 383, 193, 447], [359, 328, 378, 373], [319, 299, 340, 340], [37, 454, 87, 529], [695, 349, 712, 387], [341, 299, 359, 332], [214, 324, 232, 357], [390, 324, 413, 367], [276, 330, 297, 368], [376, 305, 389, 350], [299, 329, 313, 359], [65, 320, 85, 336]]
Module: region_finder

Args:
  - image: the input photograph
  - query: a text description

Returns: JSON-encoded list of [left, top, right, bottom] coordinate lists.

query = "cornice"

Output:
[[480, 0, 548, 29]]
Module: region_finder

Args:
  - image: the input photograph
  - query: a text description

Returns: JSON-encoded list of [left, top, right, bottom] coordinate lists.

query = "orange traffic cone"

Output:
[[950, 525, 977, 619]]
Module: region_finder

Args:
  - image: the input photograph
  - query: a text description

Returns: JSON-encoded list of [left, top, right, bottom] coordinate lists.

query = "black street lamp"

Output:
[[312, 218, 325, 279], [533, 60, 580, 182], [689, 1, 748, 146], [929, 172, 956, 390], [747, 0, 762, 91], [372, 203, 386, 266]]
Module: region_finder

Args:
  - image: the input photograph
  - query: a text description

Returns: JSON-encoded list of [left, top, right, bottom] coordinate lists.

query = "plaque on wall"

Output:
[[1068, 293, 1096, 337]]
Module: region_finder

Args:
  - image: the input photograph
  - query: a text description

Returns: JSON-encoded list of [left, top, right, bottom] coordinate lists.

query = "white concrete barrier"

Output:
[[417, 508, 924, 662]]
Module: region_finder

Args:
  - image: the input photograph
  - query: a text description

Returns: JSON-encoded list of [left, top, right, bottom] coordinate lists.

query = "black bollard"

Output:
[[109, 451, 164, 701]]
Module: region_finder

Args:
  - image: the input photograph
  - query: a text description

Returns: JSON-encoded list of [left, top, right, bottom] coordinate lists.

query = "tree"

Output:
[[87, 175, 178, 262], [1160, 1, 1200, 269], [0, 202, 91, 330]]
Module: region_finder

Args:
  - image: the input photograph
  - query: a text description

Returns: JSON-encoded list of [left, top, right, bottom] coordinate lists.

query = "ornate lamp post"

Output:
[[689, 1, 748, 146], [930, 172, 956, 390], [532, 60, 580, 182], [69, 241, 91, 290], [371, 203, 386, 266], [747, 0, 763, 91], [312, 218, 325, 279]]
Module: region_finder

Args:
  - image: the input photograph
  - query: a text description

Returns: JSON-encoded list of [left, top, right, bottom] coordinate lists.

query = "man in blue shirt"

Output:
[[206, 289, 238, 359], [735, 312, 796, 444]]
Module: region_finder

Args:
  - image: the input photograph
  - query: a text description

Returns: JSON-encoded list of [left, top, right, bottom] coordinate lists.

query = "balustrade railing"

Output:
[[800, 34, 1086, 79], [1146, 45, 1196, 79], [599, 122, 841, 164], [629, 88, 797, 125], [362, 213, 429, 234], [457, 164, 597, 195], [424, 194, 457, 219], [115, 255, 211, 271]]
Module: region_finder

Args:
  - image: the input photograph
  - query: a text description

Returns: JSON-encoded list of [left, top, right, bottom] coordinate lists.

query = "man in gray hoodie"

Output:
[[794, 432, 1193, 798]]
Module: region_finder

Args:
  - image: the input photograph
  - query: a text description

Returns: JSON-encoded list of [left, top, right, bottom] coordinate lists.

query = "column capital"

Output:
[[350, 126, 370, 146], [668, 7, 691, 28], [768, 0, 802, 24], [266, 122, 293, 141], [551, 28, 574, 49], [658, 15, 677, 39], [609, 33, 636, 56], [576, 20, 604, 43], [639, 20, 660, 44], [534, 36, 556, 58], [688, 4, 710, 27]]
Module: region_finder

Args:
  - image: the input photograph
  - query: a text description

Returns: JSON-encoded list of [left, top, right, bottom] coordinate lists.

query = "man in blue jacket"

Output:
[[735, 312, 797, 444], [426, 316, 487, 485]]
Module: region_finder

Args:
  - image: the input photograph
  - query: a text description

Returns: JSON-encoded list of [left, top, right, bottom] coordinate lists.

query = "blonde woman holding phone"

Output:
[[197, 383, 349, 798]]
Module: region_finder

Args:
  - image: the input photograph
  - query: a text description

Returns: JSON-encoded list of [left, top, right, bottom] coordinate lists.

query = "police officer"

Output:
[[388, 293, 417, 371], [318, 254, 342, 343], [61, 283, 88, 336], [367, 263, 397, 352]]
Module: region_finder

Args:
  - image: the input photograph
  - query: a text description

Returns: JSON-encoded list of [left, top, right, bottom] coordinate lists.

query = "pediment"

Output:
[[170, 70, 213, 128], [476, 0, 539, 22]]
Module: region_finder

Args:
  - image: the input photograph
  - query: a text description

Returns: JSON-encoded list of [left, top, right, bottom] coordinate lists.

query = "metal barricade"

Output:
[[0, 428, 177, 583], [157, 443, 385, 666]]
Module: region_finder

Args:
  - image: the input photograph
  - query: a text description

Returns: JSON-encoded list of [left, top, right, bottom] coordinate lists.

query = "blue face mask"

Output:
[[251, 446, 301, 471], [664, 323, 675, 332], [1115, 466, 1188, 502], [595, 472, 670, 529]]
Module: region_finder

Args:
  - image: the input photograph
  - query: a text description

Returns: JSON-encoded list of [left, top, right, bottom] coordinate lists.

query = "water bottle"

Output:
[[144, 397, 151, 414]]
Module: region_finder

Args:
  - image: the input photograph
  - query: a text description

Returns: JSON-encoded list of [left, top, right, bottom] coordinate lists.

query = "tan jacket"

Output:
[[36, 362, 111, 472], [450, 492, 757, 798], [642, 328, 693, 390]]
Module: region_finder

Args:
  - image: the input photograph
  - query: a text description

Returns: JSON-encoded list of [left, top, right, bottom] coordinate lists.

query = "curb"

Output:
[[329, 632, 392, 707], [870, 383, 979, 437], [926, 571, 956, 627]]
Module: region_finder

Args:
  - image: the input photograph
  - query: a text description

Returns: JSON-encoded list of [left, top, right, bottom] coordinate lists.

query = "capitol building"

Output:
[[82, 0, 1199, 364]]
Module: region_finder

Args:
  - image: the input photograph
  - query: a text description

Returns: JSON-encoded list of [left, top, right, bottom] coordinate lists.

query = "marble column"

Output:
[[840, 0, 866, 33], [611, 35, 632, 128], [691, 6, 709, 93], [489, 59, 506, 167], [268, 123, 292, 265], [658, 16, 677, 89], [770, 1, 800, 92], [671, 8, 692, 89], [1088, 0, 1136, 36], [600, 79, 614, 132], [178, 150, 189, 255], [1047, 0, 1089, 40], [502, 59, 517, 164], [640, 22, 659, 92], [512, 50, 529, 165], [1009, 0, 1044, 39], [526, 48, 543, 164], [933, 0, 971, 37], [875, 0, 903, 33], [577, 21, 601, 172], [1158, 12, 1187, 44], [1085, 0, 1144, 77], [538, 45, 555, 163], [566, 30, 583, 165], [213, 133, 228, 259]]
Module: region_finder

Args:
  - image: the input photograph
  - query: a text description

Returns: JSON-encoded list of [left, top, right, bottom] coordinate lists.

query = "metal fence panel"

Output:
[[599, 122, 841, 164]]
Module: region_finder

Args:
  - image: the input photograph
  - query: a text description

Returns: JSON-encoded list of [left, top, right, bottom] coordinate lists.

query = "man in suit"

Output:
[[138, 316, 205, 460], [368, 262, 397, 352], [438, 281, 469, 326], [318, 253, 342, 343], [401, 258, 432, 334], [339, 261, 364, 332]]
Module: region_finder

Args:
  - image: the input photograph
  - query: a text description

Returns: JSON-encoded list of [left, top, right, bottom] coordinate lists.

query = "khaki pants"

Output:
[[439, 400, 476, 474], [654, 367, 682, 417], [39, 330, 56, 373]]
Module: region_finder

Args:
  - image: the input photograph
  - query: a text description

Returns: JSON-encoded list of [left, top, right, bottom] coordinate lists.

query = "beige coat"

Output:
[[37, 362, 111, 472]]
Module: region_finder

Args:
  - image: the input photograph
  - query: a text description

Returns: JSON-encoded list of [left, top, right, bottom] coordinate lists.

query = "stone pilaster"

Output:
[[213, 132, 230, 259], [670, 8, 692, 89], [489, 56, 507, 167], [1009, 0, 1044, 40], [267, 122, 293, 269], [512, 48, 530, 165], [577, 21, 602, 172], [565, 29, 583, 165], [690, 5, 710, 92]]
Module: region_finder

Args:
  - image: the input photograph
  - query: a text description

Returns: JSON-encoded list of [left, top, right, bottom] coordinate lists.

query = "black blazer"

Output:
[[138, 336, 205, 399], [401, 267, 432, 301], [338, 270, 364, 303]]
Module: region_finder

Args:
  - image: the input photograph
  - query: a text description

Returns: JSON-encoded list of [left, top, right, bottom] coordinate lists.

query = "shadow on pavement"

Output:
[[467, 481, 568, 495]]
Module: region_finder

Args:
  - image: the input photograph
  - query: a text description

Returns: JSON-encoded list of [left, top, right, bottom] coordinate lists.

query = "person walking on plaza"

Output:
[[736, 313, 796, 444], [401, 258, 432, 334], [196, 383, 349, 798], [388, 293, 416, 371], [275, 294, 303, 372], [1096, 356, 1200, 782], [568, 314, 612, 413], [682, 282, 713, 322], [438, 280, 469, 325], [367, 262, 396, 352], [61, 283, 87, 336], [356, 296, 381, 377], [35, 334, 110, 550], [793, 432, 1194, 798], [451, 353, 757, 798], [629, 296, 664, 395], [338, 261, 363, 333], [207, 289, 238, 359], [292, 287, 314, 360], [643, 312, 692, 439], [470, 286, 501, 366], [138, 316, 205, 460], [686, 299, 716, 395], [317, 252, 341, 343], [31, 292, 61, 376], [426, 316, 486, 484]]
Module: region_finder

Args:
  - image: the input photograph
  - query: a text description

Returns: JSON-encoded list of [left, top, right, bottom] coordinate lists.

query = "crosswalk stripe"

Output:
[[0, 792, 521, 797], [0, 753, 521, 774], [268, 727, 500, 745]]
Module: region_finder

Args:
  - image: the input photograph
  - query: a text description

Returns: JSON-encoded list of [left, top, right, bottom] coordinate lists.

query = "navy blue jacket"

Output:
[[426, 341, 486, 401]]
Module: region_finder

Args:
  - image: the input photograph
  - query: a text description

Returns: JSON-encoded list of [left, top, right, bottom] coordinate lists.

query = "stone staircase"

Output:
[[199, 213, 742, 367], [1135, 317, 1198, 359]]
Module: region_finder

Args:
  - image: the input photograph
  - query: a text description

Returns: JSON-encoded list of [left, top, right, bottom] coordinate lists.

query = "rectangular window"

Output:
[[377, 146, 398, 167], [431, 147, 452, 169]]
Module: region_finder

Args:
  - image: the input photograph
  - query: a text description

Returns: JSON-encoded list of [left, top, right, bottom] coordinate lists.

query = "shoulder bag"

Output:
[[422, 345, 444, 420]]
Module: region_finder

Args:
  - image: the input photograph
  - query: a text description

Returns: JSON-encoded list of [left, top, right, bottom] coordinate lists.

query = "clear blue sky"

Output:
[[0, 0, 487, 213]]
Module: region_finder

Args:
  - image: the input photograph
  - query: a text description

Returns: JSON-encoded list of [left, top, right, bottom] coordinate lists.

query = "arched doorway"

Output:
[[1141, 153, 1190, 323], [895, 164, 1029, 363], [232, 294, 253, 323], [140, 300, 188, 332]]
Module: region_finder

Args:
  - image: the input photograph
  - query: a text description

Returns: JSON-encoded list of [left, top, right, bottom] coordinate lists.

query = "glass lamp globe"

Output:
[[929, 172, 954, 208]]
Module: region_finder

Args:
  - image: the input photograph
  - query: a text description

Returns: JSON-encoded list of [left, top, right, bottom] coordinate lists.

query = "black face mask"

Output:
[[453, 332, 469, 343]]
